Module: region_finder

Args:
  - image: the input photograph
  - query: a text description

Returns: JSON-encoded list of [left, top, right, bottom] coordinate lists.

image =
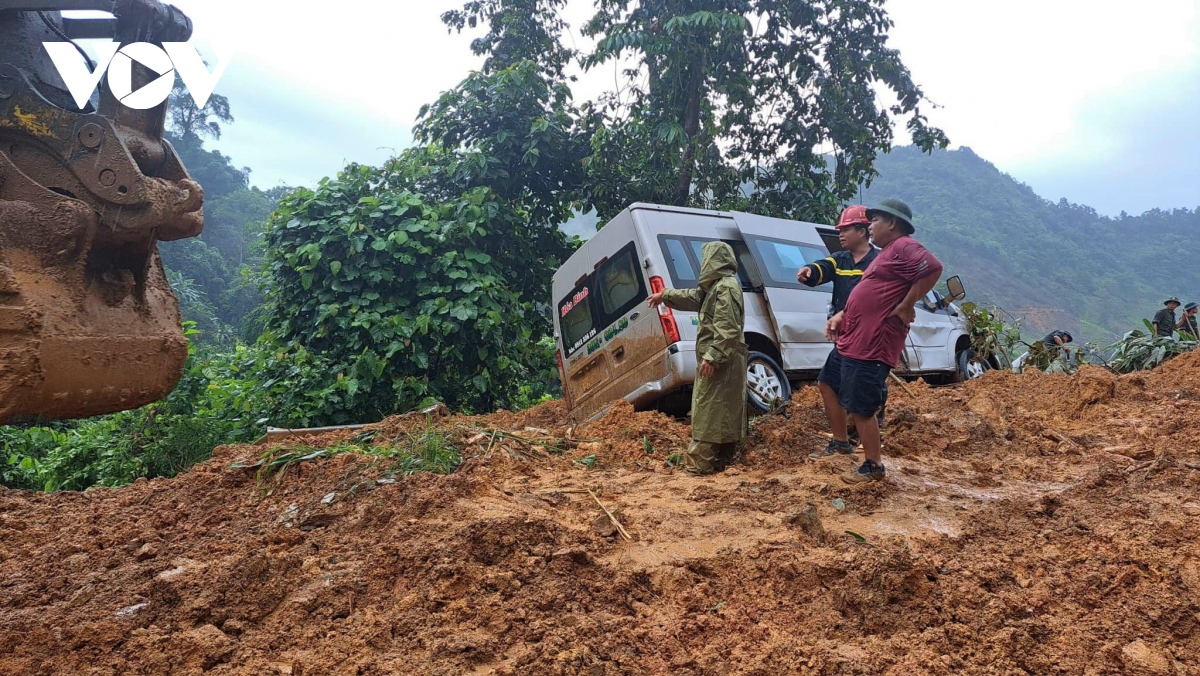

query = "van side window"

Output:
[[730, 241, 760, 289], [817, 228, 843, 253], [597, 245, 646, 319], [662, 238, 697, 283], [660, 235, 755, 291], [748, 237, 832, 291], [558, 284, 596, 357], [693, 239, 757, 290]]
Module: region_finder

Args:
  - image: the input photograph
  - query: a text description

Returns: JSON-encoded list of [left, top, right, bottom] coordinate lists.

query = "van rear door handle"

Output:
[[613, 346, 625, 359]]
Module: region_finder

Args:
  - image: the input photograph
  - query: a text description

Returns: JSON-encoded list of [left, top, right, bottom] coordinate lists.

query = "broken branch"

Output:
[[587, 489, 632, 541]]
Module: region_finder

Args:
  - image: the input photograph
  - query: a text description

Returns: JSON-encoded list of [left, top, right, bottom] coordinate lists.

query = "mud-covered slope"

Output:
[[2, 359, 1199, 675]]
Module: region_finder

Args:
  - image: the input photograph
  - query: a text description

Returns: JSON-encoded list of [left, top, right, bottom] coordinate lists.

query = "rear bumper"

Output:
[[624, 341, 696, 406]]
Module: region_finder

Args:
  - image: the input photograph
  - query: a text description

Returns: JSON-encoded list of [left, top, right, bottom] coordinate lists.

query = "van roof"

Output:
[[625, 202, 735, 218]]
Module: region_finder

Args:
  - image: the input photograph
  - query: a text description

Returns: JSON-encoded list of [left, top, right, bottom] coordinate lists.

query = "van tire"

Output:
[[746, 351, 791, 414], [957, 348, 991, 381]]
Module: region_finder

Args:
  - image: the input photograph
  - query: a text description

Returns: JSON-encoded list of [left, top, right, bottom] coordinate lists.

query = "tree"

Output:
[[167, 81, 233, 143], [261, 162, 554, 417], [442, 0, 575, 78], [578, 0, 948, 222], [412, 62, 595, 327], [161, 84, 280, 342]]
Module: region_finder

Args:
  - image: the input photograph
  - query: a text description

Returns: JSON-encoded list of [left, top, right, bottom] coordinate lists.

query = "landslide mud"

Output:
[[2, 359, 1200, 674]]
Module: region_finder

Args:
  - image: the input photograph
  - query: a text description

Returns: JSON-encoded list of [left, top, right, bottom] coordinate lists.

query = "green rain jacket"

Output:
[[660, 241, 748, 444]]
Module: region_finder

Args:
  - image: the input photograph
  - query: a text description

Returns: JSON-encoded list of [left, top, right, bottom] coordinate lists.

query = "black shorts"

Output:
[[818, 347, 890, 417]]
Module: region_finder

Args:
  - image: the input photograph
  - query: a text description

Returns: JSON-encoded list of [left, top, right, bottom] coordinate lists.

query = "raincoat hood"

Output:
[[698, 241, 738, 291]]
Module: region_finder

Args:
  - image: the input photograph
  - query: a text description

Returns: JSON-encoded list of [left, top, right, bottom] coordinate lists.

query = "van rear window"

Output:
[[597, 249, 644, 316], [558, 242, 647, 358], [558, 286, 596, 356]]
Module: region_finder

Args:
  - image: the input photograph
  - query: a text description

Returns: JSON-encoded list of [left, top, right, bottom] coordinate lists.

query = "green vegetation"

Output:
[[960, 302, 1023, 368], [238, 422, 462, 494], [159, 82, 282, 344], [1105, 322, 1199, 374]]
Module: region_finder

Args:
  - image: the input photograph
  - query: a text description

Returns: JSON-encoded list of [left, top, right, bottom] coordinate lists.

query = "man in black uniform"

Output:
[[797, 205, 878, 316], [1177, 302, 1199, 338], [797, 205, 886, 457], [1153, 298, 1181, 338]]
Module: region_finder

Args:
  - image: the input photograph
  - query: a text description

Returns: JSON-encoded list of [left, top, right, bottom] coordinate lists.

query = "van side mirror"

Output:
[[945, 275, 966, 301]]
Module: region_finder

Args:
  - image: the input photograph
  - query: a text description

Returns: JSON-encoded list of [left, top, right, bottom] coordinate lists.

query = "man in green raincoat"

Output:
[[647, 241, 748, 475]]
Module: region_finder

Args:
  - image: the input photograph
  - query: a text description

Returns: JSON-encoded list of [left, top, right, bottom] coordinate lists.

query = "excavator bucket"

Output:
[[0, 1, 202, 422]]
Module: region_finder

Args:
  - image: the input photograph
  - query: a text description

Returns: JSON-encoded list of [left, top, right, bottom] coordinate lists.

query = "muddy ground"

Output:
[[2, 356, 1200, 675]]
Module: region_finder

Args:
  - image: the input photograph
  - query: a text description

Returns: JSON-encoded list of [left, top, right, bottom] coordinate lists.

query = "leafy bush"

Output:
[[1106, 321, 1199, 373], [260, 161, 565, 421], [960, 302, 1023, 367]]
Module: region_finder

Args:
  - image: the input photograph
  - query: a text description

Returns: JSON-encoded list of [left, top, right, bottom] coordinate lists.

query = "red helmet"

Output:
[[836, 205, 870, 229]]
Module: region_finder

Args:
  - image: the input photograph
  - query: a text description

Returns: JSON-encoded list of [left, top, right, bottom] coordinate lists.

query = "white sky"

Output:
[[156, 0, 1199, 214]]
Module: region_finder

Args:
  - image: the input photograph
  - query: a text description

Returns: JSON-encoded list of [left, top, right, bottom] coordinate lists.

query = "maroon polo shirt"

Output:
[[835, 236, 943, 368]]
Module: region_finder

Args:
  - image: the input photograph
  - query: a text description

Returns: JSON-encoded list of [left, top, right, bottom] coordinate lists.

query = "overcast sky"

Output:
[[153, 0, 1197, 216]]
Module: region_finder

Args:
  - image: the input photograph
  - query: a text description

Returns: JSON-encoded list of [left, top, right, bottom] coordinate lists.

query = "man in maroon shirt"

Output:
[[814, 198, 943, 483]]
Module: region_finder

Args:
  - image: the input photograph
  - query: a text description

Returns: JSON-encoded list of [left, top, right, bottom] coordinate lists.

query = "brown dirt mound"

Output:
[[3, 361, 1199, 674]]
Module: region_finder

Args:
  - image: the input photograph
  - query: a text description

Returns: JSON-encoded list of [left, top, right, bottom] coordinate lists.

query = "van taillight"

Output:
[[649, 276, 681, 344], [556, 349, 573, 410]]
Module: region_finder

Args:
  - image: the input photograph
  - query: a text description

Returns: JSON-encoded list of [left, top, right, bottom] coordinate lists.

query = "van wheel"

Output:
[[746, 351, 791, 413], [957, 348, 990, 381]]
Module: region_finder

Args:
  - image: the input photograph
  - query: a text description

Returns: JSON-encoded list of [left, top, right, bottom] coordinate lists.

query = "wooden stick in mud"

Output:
[[889, 371, 917, 398], [587, 489, 632, 541]]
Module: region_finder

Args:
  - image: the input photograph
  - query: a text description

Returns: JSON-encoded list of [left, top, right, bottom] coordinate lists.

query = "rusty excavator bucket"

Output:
[[0, 0, 202, 422]]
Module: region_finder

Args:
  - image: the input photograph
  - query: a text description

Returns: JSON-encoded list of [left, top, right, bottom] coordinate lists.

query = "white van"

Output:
[[552, 203, 976, 423]]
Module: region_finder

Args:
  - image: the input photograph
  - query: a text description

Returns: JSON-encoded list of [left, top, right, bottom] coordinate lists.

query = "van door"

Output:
[[557, 273, 609, 414], [904, 292, 954, 372], [588, 241, 661, 410], [731, 217, 835, 371]]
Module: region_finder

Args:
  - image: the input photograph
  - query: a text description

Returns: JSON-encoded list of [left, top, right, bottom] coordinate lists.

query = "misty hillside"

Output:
[[861, 147, 1199, 343]]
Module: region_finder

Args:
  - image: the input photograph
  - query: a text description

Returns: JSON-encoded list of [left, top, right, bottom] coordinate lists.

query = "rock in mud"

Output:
[[551, 547, 592, 567], [1120, 640, 1173, 676], [134, 543, 160, 561], [785, 504, 826, 542], [591, 511, 620, 537], [179, 624, 234, 671]]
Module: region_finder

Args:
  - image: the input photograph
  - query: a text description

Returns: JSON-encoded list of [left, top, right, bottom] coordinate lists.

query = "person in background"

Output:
[[1153, 298, 1181, 338], [1027, 328, 1075, 369], [647, 241, 747, 475], [819, 198, 943, 484], [799, 205, 886, 457], [1177, 302, 1199, 338], [1042, 329, 1073, 354]]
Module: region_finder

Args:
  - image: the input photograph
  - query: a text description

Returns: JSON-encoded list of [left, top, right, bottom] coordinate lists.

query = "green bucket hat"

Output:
[[866, 198, 916, 235]]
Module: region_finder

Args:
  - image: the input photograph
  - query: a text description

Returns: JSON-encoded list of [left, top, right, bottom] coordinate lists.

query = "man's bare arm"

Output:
[[890, 272, 940, 324]]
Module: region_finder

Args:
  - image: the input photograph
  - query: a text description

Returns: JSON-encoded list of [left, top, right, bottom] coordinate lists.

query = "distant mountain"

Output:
[[860, 147, 1199, 344]]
